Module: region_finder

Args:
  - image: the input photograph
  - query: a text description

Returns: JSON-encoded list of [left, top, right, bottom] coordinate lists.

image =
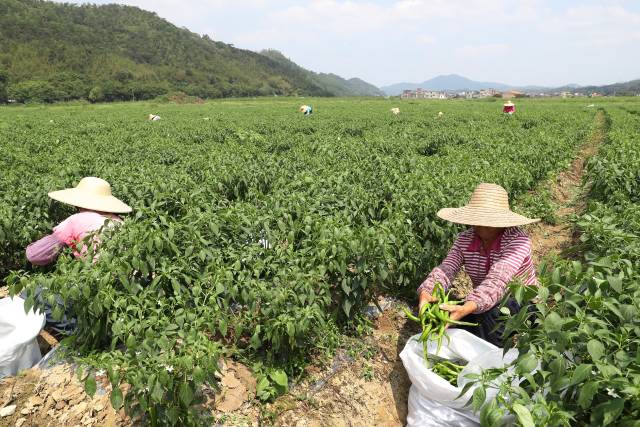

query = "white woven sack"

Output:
[[0, 296, 45, 378], [400, 328, 518, 426]]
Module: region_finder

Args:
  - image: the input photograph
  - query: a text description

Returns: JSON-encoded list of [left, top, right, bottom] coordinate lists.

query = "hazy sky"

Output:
[[61, 0, 640, 87]]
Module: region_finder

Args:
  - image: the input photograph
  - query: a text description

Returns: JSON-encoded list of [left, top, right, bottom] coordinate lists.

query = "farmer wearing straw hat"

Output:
[[503, 101, 515, 114], [26, 177, 131, 265], [299, 105, 313, 115], [417, 183, 539, 346], [24, 177, 131, 334]]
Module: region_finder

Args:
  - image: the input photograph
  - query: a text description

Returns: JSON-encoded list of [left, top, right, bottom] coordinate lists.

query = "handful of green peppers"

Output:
[[405, 283, 477, 366], [432, 360, 465, 385]]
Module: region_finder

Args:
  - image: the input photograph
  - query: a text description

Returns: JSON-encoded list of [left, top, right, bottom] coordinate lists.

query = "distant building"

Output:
[[401, 90, 414, 99], [479, 88, 499, 98], [401, 88, 447, 99]]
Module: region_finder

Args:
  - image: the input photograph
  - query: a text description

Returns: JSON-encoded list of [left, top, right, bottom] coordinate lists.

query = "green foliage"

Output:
[[514, 184, 559, 225], [0, 69, 8, 103], [8, 80, 57, 103], [260, 49, 385, 97], [88, 86, 104, 103], [0, 0, 379, 103], [475, 105, 640, 426], [255, 367, 289, 401], [0, 98, 603, 425]]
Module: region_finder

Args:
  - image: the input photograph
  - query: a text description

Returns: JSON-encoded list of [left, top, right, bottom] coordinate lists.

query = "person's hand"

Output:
[[439, 301, 478, 324], [418, 290, 438, 312]]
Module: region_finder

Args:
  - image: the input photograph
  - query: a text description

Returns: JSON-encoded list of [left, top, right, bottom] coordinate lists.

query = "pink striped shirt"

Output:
[[26, 212, 121, 265], [418, 227, 536, 313]]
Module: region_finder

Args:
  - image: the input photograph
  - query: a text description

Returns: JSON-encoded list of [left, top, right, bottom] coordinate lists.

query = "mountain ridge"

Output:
[[381, 74, 512, 95], [259, 49, 384, 97], [0, 0, 381, 103], [381, 73, 640, 96]]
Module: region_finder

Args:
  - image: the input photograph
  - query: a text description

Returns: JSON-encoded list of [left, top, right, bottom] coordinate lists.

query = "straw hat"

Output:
[[48, 177, 132, 213], [504, 100, 515, 106], [437, 183, 539, 227]]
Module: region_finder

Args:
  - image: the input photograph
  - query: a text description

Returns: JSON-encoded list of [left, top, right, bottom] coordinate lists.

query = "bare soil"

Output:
[[526, 110, 605, 264], [0, 111, 608, 427], [0, 364, 129, 427], [274, 303, 418, 427]]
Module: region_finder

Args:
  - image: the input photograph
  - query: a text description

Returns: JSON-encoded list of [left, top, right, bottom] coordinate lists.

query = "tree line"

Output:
[[0, 0, 340, 103]]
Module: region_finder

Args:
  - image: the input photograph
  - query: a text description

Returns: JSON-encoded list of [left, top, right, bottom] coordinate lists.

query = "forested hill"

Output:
[[0, 0, 382, 103], [260, 50, 385, 97]]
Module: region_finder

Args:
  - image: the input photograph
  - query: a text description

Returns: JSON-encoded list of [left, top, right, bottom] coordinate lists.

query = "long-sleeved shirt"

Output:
[[26, 211, 121, 265], [417, 227, 536, 313]]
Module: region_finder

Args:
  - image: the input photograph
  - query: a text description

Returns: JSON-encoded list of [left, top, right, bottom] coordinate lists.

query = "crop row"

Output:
[[477, 105, 640, 426], [0, 99, 596, 424]]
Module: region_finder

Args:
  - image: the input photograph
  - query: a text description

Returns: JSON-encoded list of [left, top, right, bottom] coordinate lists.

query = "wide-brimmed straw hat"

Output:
[[48, 177, 132, 213], [504, 100, 515, 106], [437, 183, 539, 227]]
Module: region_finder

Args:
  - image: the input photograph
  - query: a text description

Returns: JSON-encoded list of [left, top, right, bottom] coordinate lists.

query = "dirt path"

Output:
[[526, 110, 606, 264], [274, 302, 417, 427]]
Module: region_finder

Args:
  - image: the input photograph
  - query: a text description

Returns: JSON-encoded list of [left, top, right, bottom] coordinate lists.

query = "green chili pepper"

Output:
[[406, 282, 478, 365], [404, 308, 420, 322], [445, 318, 478, 326], [419, 301, 430, 317], [431, 360, 465, 386]]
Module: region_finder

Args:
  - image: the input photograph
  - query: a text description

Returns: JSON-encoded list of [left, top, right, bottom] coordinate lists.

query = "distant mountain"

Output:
[[0, 0, 381, 103], [341, 77, 386, 97], [259, 50, 384, 97], [567, 79, 640, 96], [382, 74, 640, 96], [381, 74, 511, 95]]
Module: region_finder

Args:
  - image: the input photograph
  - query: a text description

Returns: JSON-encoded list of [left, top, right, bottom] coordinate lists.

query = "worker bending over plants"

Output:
[[24, 177, 131, 334], [417, 183, 539, 346]]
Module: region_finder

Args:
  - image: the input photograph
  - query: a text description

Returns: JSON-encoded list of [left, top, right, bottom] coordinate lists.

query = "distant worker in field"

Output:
[[416, 183, 539, 346], [502, 101, 515, 114], [299, 105, 313, 116], [437, 111, 444, 118], [148, 113, 161, 121], [24, 177, 132, 333], [391, 107, 400, 115]]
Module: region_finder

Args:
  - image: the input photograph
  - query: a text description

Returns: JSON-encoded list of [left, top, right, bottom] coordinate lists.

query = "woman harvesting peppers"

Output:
[[417, 183, 539, 346], [24, 177, 131, 334]]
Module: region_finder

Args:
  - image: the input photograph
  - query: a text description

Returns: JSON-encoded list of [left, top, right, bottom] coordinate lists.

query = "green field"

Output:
[[1, 97, 639, 425]]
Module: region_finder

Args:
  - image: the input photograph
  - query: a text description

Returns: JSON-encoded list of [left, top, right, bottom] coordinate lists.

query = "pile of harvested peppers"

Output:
[[431, 360, 465, 386], [405, 283, 477, 384]]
